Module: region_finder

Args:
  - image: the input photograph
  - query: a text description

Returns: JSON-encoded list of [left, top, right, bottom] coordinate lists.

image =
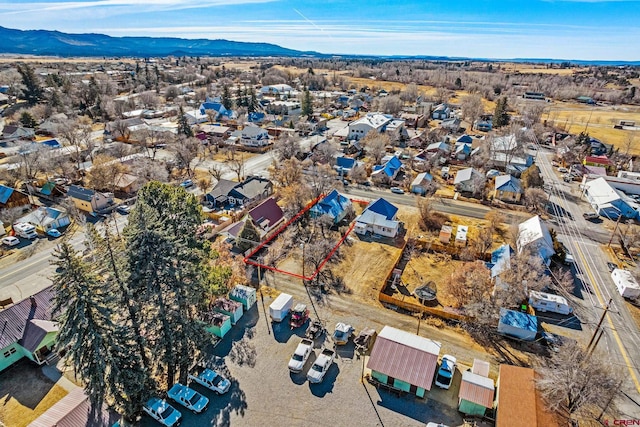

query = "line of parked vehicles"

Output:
[[143, 367, 231, 426], [1, 222, 64, 247]]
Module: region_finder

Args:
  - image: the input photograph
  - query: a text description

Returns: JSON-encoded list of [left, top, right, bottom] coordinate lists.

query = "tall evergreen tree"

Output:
[[124, 182, 210, 385], [221, 85, 232, 110], [178, 106, 193, 137], [16, 63, 43, 105], [301, 88, 313, 117], [20, 111, 37, 128], [52, 243, 115, 409], [493, 96, 510, 128], [237, 219, 260, 253]]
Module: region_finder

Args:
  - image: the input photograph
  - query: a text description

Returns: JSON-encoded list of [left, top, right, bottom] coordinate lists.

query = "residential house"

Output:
[[260, 84, 294, 96], [104, 117, 145, 141], [582, 177, 638, 220], [588, 138, 613, 156], [334, 156, 358, 177], [229, 285, 256, 310], [410, 172, 434, 196], [269, 100, 301, 115], [212, 297, 243, 325], [425, 141, 451, 155], [496, 365, 561, 427], [0, 184, 30, 210], [517, 215, 555, 265], [371, 156, 402, 184], [113, 172, 141, 194], [458, 359, 495, 416], [474, 114, 493, 132], [386, 119, 408, 142], [184, 109, 209, 125], [454, 168, 483, 194], [582, 173, 640, 196], [454, 143, 473, 160], [205, 177, 273, 208], [366, 326, 441, 398], [497, 308, 538, 341], [247, 197, 285, 237], [240, 125, 270, 147], [0, 287, 58, 372], [348, 113, 392, 141], [354, 198, 401, 238], [310, 189, 352, 224], [17, 206, 70, 232], [200, 99, 236, 121], [456, 134, 473, 144], [67, 185, 112, 213], [432, 103, 451, 120], [494, 175, 523, 203], [400, 113, 426, 129], [584, 155, 615, 174], [2, 125, 35, 140], [29, 387, 120, 427], [36, 113, 68, 136], [440, 117, 461, 132], [486, 244, 514, 280]]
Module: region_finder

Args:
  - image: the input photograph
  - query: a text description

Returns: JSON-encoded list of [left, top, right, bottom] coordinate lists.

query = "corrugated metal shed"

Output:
[[0, 287, 55, 350], [29, 387, 119, 427], [496, 365, 537, 427], [459, 370, 495, 408], [367, 326, 441, 391]]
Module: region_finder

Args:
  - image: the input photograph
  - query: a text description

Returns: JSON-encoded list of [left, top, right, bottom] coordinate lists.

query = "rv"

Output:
[[529, 291, 573, 315], [611, 268, 640, 300], [13, 222, 37, 240]]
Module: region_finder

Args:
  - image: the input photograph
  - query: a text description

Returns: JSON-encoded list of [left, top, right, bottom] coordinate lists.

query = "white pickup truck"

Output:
[[188, 368, 231, 395], [306, 348, 335, 383], [288, 338, 314, 373]]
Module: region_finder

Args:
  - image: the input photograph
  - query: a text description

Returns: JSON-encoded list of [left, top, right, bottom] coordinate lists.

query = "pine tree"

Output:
[[52, 243, 115, 409], [237, 219, 260, 253], [16, 64, 43, 105], [20, 111, 37, 128], [178, 106, 193, 137], [301, 89, 313, 118], [222, 85, 232, 110], [124, 182, 210, 385], [493, 96, 510, 128]]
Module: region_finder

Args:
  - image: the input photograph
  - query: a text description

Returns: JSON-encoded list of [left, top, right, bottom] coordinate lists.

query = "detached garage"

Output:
[[497, 309, 537, 341]]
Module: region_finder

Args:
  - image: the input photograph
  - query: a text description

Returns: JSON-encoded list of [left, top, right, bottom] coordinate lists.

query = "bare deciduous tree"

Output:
[[273, 134, 301, 161], [170, 136, 200, 177], [524, 187, 548, 213], [461, 94, 484, 128], [269, 158, 303, 188], [362, 131, 390, 165], [447, 261, 492, 308], [228, 155, 246, 182]]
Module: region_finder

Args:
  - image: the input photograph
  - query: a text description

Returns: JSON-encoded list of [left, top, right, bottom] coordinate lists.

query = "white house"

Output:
[[348, 113, 392, 141], [454, 168, 483, 194], [517, 215, 555, 265], [240, 125, 270, 147], [432, 103, 451, 120], [582, 177, 638, 220], [354, 198, 401, 238], [184, 109, 209, 125]]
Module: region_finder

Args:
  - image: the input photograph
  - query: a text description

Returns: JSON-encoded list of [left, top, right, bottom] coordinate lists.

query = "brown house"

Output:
[[0, 185, 30, 210]]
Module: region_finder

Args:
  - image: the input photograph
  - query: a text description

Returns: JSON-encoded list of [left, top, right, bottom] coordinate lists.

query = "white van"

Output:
[[529, 291, 573, 315]]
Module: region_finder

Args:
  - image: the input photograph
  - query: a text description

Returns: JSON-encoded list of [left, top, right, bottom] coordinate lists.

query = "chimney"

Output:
[[30, 296, 37, 308]]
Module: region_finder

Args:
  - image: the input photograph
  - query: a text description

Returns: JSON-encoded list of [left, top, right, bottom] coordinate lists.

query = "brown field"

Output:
[[400, 252, 463, 308], [500, 63, 577, 75], [0, 362, 68, 427]]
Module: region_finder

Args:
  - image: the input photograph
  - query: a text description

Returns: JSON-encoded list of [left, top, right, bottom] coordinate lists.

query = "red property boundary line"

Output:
[[243, 193, 356, 281]]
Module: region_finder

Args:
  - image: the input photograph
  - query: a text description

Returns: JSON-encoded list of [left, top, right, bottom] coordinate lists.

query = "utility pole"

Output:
[[587, 299, 612, 353]]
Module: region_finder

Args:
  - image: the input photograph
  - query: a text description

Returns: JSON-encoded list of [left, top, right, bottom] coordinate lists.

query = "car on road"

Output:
[[46, 228, 62, 238], [583, 212, 599, 221], [390, 187, 405, 194], [288, 338, 314, 372], [434, 354, 457, 389], [188, 368, 231, 394], [116, 205, 131, 215], [167, 383, 209, 414], [607, 262, 618, 272], [1, 236, 20, 247], [180, 179, 194, 188], [143, 397, 182, 427], [558, 167, 568, 173], [307, 348, 335, 383]]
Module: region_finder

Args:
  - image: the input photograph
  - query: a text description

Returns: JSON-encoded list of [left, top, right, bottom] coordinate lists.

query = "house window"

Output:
[[386, 375, 395, 386], [3, 347, 17, 358]]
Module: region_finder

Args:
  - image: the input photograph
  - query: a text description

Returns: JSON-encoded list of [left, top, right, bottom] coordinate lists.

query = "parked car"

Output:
[[390, 187, 405, 194], [1, 236, 20, 247], [116, 205, 131, 215], [143, 397, 182, 427], [607, 262, 618, 272], [563, 250, 575, 265], [288, 338, 314, 372], [332, 322, 353, 345], [583, 212, 599, 221], [180, 179, 194, 188], [46, 228, 62, 238], [188, 368, 231, 394], [434, 354, 457, 389], [558, 167, 568, 173], [167, 383, 209, 414], [306, 348, 335, 383]]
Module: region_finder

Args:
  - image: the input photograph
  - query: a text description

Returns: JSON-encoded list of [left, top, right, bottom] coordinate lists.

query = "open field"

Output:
[[0, 361, 68, 427], [401, 252, 462, 308], [499, 63, 579, 75]]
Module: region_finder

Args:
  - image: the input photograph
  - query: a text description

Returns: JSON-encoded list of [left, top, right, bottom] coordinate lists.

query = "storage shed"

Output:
[[455, 225, 468, 246], [458, 364, 495, 416], [497, 308, 537, 341], [205, 312, 232, 338], [229, 285, 257, 310], [212, 297, 244, 325], [439, 225, 453, 244]]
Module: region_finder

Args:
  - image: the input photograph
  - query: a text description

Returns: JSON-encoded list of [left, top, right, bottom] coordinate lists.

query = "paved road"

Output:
[[535, 145, 640, 414]]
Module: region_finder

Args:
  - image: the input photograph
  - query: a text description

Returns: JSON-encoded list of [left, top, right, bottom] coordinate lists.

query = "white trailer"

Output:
[[269, 293, 293, 322], [529, 291, 573, 315], [13, 222, 37, 239], [611, 268, 640, 299]]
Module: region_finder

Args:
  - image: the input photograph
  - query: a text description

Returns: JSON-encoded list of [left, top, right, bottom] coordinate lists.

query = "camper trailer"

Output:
[[611, 269, 640, 299], [529, 291, 572, 315]]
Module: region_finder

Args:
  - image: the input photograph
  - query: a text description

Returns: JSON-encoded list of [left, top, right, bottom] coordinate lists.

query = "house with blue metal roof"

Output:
[[494, 175, 523, 203], [497, 308, 537, 341], [354, 198, 401, 238], [487, 244, 514, 279], [200, 99, 236, 121], [371, 156, 403, 184], [310, 189, 352, 224], [0, 184, 30, 209]]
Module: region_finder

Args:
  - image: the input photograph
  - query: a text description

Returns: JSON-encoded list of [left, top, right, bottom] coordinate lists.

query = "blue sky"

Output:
[[0, 0, 638, 60]]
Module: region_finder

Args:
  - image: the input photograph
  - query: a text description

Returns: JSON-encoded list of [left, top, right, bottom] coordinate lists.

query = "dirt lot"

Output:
[[0, 361, 68, 427], [400, 252, 463, 308]]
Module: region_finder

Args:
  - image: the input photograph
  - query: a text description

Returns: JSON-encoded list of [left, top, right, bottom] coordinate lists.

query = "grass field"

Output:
[[0, 361, 68, 427], [499, 63, 578, 75]]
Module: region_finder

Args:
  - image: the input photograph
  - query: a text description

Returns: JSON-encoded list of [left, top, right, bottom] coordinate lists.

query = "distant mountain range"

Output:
[[0, 26, 637, 65], [0, 26, 320, 58]]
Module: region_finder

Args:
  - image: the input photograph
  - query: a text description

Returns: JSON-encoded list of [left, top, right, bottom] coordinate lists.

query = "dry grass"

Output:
[[401, 252, 462, 307], [0, 361, 68, 427], [499, 63, 578, 75]]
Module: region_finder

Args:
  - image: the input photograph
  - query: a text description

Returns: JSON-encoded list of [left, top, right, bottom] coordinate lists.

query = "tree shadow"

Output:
[[210, 305, 260, 360], [0, 360, 56, 410]]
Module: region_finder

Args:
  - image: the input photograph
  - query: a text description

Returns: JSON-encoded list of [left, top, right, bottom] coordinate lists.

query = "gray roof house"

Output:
[[454, 168, 483, 194], [206, 177, 273, 208]]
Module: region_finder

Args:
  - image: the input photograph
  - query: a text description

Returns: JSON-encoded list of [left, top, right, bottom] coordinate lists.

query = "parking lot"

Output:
[[141, 297, 466, 427]]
